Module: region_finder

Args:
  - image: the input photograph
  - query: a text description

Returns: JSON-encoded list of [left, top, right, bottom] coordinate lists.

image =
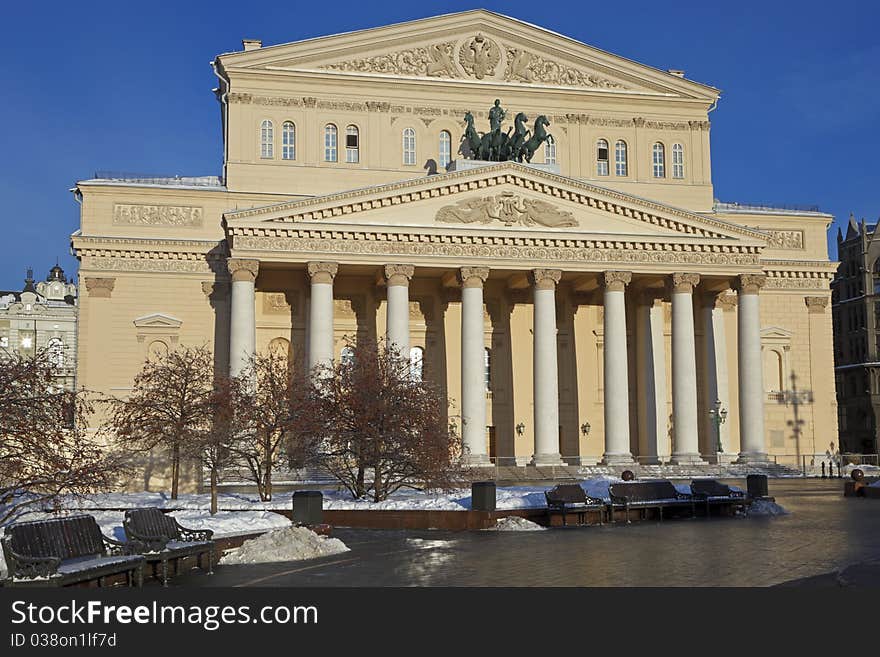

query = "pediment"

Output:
[[761, 327, 794, 340], [225, 162, 766, 246], [219, 10, 718, 99], [133, 313, 183, 329]]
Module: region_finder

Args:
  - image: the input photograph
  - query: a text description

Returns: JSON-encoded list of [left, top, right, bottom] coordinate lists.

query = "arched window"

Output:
[[873, 259, 880, 294], [614, 140, 628, 176], [763, 349, 784, 393], [340, 346, 355, 368], [652, 142, 666, 178], [672, 143, 684, 179], [544, 138, 556, 165], [402, 127, 416, 165], [484, 347, 491, 390], [148, 340, 169, 360], [260, 120, 274, 159], [281, 121, 296, 160], [345, 125, 359, 163], [438, 131, 452, 169], [47, 338, 64, 369], [410, 346, 424, 382], [596, 139, 609, 176], [324, 124, 338, 162]]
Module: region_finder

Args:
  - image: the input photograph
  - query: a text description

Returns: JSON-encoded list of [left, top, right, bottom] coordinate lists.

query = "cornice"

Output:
[[225, 163, 766, 242]]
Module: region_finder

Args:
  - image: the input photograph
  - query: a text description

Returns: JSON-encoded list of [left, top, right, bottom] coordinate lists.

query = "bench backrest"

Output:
[[545, 484, 589, 505], [125, 508, 179, 540], [690, 479, 732, 497], [3, 515, 106, 560], [609, 480, 682, 502]]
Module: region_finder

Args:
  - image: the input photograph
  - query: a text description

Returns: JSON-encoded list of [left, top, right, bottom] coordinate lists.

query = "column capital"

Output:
[[307, 261, 338, 285], [603, 270, 632, 292], [737, 273, 767, 294], [84, 277, 115, 298], [670, 272, 700, 294], [459, 266, 490, 288], [530, 269, 562, 291], [227, 258, 259, 283], [384, 264, 415, 287], [805, 296, 830, 313], [714, 291, 738, 311]]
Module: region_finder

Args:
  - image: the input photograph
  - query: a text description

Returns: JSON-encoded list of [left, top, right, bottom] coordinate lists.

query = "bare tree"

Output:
[[107, 345, 214, 499], [228, 351, 320, 501], [312, 339, 462, 502], [182, 376, 240, 514], [0, 349, 129, 524]]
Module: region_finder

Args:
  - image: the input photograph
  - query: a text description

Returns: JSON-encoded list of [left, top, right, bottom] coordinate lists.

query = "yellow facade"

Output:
[[72, 11, 837, 487]]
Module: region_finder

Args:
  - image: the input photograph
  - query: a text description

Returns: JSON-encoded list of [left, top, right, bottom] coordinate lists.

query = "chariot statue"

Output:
[[460, 100, 553, 163]]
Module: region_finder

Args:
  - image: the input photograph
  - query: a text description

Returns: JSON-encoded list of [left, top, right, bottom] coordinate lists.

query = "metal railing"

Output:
[[92, 171, 223, 187], [714, 200, 822, 214]]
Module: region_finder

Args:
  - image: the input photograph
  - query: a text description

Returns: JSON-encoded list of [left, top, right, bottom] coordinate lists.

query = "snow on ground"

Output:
[[220, 526, 348, 565], [743, 499, 788, 516], [486, 516, 546, 531], [168, 510, 290, 537]]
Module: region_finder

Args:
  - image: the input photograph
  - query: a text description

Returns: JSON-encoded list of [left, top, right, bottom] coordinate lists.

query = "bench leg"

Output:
[[161, 560, 169, 587], [208, 549, 214, 575], [625, 503, 630, 524]]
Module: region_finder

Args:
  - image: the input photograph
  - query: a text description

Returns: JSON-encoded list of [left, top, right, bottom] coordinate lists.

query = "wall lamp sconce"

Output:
[[515, 422, 526, 436], [581, 421, 591, 436]]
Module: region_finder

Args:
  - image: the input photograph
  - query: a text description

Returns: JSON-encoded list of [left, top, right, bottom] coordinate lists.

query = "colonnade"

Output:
[[227, 258, 768, 464]]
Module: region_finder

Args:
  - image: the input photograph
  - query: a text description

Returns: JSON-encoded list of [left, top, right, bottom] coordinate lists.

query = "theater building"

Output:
[[72, 10, 837, 484]]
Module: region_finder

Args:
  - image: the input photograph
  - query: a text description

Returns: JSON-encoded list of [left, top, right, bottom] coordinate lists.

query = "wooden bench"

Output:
[[1, 515, 144, 587], [123, 508, 214, 586], [608, 480, 696, 523], [545, 484, 606, 526], [690, 479, 747, 516]]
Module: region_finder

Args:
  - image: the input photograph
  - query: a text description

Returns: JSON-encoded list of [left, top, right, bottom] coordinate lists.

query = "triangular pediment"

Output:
[[225, 162, 766, 247], [218, 10, 718, 99], [761, 326, 794, 340], [133, 313, 183, 329]]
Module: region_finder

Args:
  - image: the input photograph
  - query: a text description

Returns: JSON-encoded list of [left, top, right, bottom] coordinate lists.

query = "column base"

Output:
[[530, 453, 565, 467], [601, 453, 634, 466], [461, 454, 492, 467], [736, 452, 769, 464], [670, 453, 706, 465]]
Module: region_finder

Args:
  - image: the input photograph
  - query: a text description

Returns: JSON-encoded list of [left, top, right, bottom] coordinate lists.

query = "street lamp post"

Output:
[[708, 399, 728, 455]]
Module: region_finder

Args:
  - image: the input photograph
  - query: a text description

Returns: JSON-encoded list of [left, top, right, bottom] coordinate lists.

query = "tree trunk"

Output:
[[356, 466, 365, 498], [171, 444, 180, 500], [210, 468, 218, 515], [264, 461, 273, 502]]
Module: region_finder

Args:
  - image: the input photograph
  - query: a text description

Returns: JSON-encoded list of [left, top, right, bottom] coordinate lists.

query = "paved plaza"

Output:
[[172, 478, 880, 587]]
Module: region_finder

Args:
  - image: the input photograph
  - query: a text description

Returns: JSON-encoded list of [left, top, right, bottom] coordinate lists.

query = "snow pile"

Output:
[[168, 510, 290, 537], [486, 516, 546, 531], [221, 526, 349, 565], [743, 499, 788, 516]]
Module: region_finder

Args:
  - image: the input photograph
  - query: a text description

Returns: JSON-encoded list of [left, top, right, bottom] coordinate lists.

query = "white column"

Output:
[[531, 269, 564, 466], [737, 274, 768, 462], [228, 258, 259, 378], [459, 267, 490, 464], [602, 271, 634, 464], [307, 262, 338, 372], [670, 273, 703, 464], [703, 292, 734, 459], [384, 264, 414, 357], [636, 295, 668, 464]]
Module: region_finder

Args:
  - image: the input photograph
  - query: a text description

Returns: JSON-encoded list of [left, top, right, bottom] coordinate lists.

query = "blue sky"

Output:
[[1, 0, 877, 288]]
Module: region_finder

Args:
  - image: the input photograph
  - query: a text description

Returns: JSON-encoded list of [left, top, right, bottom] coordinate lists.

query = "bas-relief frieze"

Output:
[[82, 256, 218, 274], [436, 194, 577, 228], [113, 204, 203, 227], [316, 34, 631, 90], [233, 235, 760, 267], [762, 230, 805, 250], [262, 292, 292, 314]]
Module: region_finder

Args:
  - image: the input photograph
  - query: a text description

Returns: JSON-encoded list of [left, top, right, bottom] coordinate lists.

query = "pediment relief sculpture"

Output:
[[436, 193, 577, 228], [317, 34, 632, 90]]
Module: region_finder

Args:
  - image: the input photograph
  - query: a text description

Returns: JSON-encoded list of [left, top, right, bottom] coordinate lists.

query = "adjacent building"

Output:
[[832, 216, 880, 454], [0, 265, 78, 389], [71, 11, 838, 488]]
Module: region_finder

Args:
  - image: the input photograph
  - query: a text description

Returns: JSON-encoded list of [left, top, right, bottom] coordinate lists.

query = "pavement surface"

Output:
[[169, 478, 880, 587]]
